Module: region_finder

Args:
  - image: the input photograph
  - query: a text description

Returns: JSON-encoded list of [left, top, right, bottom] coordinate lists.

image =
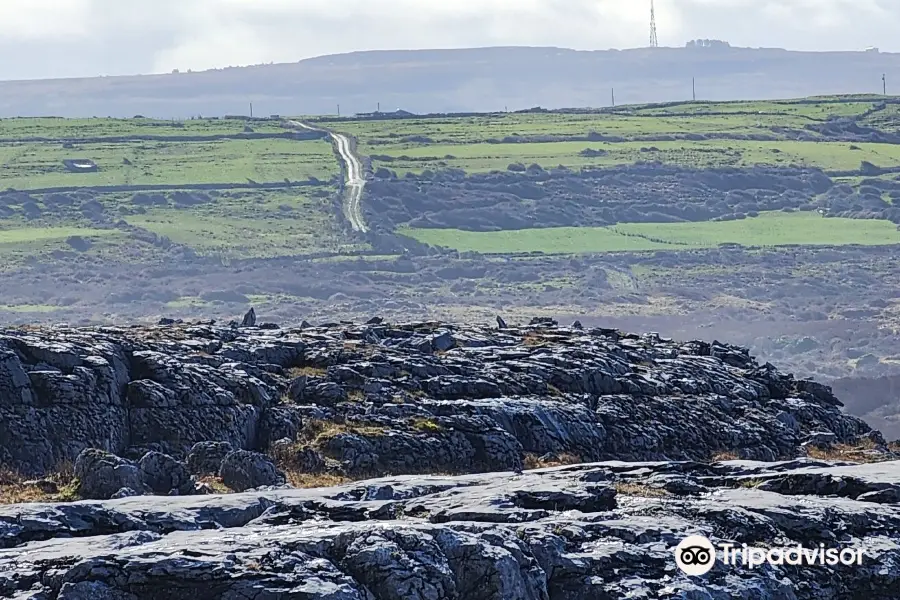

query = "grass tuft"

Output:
[[523, 452, 583, 469]]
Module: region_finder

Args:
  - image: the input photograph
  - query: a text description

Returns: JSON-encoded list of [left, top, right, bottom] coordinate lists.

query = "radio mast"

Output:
[[650, 0, 659, 48]]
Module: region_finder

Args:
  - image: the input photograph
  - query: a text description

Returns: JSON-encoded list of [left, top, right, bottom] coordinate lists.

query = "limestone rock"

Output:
[[218, 449, 285, 492], [186, 440, 233, 476], [74, 448, 146, 500]]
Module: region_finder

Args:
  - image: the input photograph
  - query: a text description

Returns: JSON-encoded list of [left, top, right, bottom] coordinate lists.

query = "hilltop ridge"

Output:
[[1, 46, 898, 117]]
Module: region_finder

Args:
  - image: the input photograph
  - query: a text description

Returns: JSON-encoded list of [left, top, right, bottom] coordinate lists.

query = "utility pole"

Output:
[[692, 78, 696, 101], [884, 74, 887, 95], [337, 104, 341, 116], [612, 88, 616, 107], [249, 102, 253, 118], [377, 102, 380, 112]]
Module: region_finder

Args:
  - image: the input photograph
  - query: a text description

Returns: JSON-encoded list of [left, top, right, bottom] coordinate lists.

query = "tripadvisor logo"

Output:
[[674, 535, 865, 576], [675, 535, 717, 576]]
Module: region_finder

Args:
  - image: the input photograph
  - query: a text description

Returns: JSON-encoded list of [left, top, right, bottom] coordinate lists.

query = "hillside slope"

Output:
[[2, 46, 899, 117]]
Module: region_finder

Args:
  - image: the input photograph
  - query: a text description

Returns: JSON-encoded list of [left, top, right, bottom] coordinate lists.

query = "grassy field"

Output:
[[399, 212, 900, 254], [322, 98, 900, 175], [1, 98, 899, 268], [630, 99, 876, 118], [0, 138, 338, 190], [0, 223, 126, 269], [0, 187, 366, 270], [326, 99, 878, 145], [331, 113, 809, 144], [124, 189, 362, 258], [0, 115, 356, 266], [364, 139, 900, 174], [0, 117, 286, 140]]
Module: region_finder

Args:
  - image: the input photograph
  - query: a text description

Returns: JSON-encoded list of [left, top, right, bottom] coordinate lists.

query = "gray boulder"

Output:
[[110, 487, 140, 499], [219, 449, 285, 492], [286, 374, 307, 401], [74, 448, 146, 500], [138, 451, 194, 495], [186, 441, 233, 476]]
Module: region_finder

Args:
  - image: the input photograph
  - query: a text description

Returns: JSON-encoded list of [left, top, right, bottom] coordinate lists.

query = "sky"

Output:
[[0, 0, 897, 81]]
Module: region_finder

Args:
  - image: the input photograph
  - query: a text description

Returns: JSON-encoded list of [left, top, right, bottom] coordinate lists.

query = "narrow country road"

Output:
[[289, 120, 368, 233]]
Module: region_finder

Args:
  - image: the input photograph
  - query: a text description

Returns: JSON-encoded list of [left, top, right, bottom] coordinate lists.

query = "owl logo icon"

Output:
[[675, 535, 716, 576]]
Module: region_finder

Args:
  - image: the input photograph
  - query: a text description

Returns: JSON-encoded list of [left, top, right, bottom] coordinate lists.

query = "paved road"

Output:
[[289, 120, 367, 232]]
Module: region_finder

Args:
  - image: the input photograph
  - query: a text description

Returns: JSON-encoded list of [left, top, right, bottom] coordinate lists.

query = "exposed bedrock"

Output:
[[1, 460, 899, 599], [0, 319, 878, 479]]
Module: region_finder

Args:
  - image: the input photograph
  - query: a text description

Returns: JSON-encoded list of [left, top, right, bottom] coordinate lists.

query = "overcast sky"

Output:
[[0, 0, 896, 80]]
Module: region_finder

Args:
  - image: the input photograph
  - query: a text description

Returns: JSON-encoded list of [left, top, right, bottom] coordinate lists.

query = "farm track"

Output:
[[289, 120, 368, 233]]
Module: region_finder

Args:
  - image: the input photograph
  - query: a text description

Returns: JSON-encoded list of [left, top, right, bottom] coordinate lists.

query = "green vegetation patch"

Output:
[[334, 112, 809, 146], [324, 99, 883, 148], [401, 212, 900, 255], [0, 117, 287, 140], [615, 212, 900, 247], [0, 225, 117, 245], [631, 99, 875, 118], [0, 138, 338, 190], [365, 139, 900, 175], [0, 225, 125, 269], [124, 189, 364, 258], [317, 98, 900, 176]]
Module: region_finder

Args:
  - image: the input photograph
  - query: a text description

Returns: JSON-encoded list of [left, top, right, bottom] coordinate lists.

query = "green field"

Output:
[[0, 115, 356, 265], [321, 98, 900, 175], [123, 190, 360, 258], [0, 117, 287, 140], [0, 138, 338, 190], [328, 99, 876, 145], [399, 212, 900, 254], [3, 97, 900, 267], [0, 224, 126, 269], [363, 139, 900, 174]]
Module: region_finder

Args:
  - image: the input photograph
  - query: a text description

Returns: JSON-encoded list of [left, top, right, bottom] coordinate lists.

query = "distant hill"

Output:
[[1, 46, 898, 118]]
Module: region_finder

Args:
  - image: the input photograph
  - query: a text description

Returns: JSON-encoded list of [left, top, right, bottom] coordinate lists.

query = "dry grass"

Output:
[[287, 366, 328, 378], [546, 384, 564, 397], [738, 478, 765, 489], [411, 417, 444, 433], [522, 333, 549, 347], [299, 419, 387, 446], [523, 452, 584, 470], [804, 441, 896, 463], [614, 482, 672, 498], [195, 475, 231, 494], [711, 451, 741, 461], [0, 462, 79, 504], [284, 471, 351, 489]]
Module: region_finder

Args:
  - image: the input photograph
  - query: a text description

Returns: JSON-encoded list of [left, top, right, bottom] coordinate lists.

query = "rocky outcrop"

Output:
[[0, 319, 877, 479], [1, 459, 899, 599]]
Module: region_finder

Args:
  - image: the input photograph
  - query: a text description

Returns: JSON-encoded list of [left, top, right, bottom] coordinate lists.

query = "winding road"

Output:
[[289, 120, 368, 232]]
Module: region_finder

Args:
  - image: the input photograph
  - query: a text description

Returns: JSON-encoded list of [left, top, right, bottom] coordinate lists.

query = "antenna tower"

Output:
[[650, 0, 659, 48]]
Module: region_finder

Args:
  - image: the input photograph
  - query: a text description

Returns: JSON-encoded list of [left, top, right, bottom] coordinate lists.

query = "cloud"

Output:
[[0, 0, 92, 40], [0, 0, 899, 80]]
